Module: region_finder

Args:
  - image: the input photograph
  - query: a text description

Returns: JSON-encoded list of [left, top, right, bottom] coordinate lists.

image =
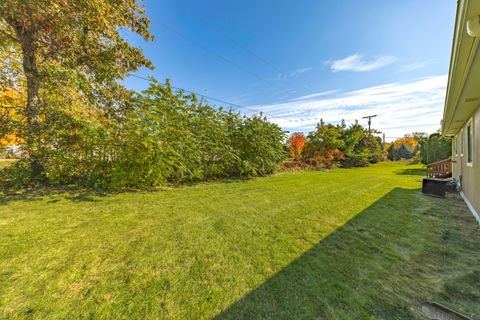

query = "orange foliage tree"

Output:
[[391, 137, 418, 151], [388, 136, 419, 160], [0, 86, 25, 148], [307, 149, 345, 169], [288, 132, 306, 160]]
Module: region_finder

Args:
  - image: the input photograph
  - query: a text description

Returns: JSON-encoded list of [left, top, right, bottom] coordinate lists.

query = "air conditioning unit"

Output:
[[422, 178, 449, 197]]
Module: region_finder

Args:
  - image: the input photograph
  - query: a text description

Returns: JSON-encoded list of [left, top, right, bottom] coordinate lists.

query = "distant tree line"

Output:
[[386, 132, 451, 164], [387, 136, 420, 161], [284, 119, 383, 170]]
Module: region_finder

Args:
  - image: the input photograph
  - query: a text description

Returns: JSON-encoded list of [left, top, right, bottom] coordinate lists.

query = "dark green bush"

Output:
[[420, 133, 451, 164]]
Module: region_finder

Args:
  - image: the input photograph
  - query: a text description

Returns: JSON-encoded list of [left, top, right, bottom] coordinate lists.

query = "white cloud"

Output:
[[398, 60, 432, 73], [276, 67, 312, 80], [289, 90, 339, 101], [249, 75, 448, 139], [327, 54, 396, 72]]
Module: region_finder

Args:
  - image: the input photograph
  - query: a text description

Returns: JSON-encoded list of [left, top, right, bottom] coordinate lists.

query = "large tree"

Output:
[[0, 0, 154, 174]]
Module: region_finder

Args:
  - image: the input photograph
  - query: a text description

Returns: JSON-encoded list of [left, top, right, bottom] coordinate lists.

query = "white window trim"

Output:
[[454, 135, 458, 157], [460, 128, 464, 158], [466, 118, 473, 167]]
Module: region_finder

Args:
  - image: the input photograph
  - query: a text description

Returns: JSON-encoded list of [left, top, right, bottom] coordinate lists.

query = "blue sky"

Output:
[[124, 0, 457, 140]]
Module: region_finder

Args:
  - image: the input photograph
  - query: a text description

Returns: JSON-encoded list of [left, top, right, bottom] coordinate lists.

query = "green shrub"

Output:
[[302, 119, 383, 169], [420, 133, 451, 164], [2, 80, 286, 189]]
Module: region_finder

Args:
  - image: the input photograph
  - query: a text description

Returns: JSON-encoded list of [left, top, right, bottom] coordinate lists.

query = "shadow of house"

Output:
[[214, 188, 480, 319], [394, 168, 426, 176]]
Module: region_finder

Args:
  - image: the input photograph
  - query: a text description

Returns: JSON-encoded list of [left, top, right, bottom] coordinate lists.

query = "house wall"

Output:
[[452, 106, 480, 214]]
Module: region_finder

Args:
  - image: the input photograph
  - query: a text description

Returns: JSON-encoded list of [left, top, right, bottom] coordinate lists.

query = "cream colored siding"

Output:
[[443, 0, 480, 218], [452, 107, 480, 213]]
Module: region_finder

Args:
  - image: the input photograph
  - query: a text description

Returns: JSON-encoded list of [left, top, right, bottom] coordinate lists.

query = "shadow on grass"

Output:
[[214, 188, 479, 319], [0, 187, 115, 205], [395, 168, 426, 176], [0, 176, 254, 205], [0, 172, 258, 205]]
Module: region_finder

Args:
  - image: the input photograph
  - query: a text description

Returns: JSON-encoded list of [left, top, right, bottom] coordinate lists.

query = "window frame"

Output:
[[453, 134, 458, 157], [466, 118, 473, 167], [460, 128, 464, 158]]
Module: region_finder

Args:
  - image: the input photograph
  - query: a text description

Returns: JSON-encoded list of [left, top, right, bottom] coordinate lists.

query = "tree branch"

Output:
[[0, 27, 19, 43]]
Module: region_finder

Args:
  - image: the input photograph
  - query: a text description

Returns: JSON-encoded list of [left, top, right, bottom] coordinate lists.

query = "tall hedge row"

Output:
[[2, 80, 286, 189]]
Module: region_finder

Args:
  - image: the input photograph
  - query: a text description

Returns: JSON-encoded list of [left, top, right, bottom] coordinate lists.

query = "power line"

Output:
[[128, 74, 285, 119], [0, 74, 287, 120], [132, 74, 337, 123], [166, 1, 314, 93], [158, 22, 267, 83], [130, 75, 398, 130], [168, 0, 284, 75]]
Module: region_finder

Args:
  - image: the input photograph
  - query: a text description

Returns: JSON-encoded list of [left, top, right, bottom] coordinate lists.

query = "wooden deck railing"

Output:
[[426, 157, 452, 178]]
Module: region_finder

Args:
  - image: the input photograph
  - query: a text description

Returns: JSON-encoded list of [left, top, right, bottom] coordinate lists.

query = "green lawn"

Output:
[[1, 161, 479, 319]]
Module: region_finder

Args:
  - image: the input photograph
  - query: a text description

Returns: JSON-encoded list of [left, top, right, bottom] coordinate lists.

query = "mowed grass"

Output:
[[0, 161, 479, 319]]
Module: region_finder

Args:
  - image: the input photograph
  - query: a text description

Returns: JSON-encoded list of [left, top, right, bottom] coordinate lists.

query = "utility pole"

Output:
[[362, 114, 377, 135], [383, 132, 387, 159]]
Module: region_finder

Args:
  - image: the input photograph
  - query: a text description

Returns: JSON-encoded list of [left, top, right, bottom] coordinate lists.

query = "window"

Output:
[[467, 121, 473, 165], [453, 135, 458, 157], [460, 129, 464, 157]]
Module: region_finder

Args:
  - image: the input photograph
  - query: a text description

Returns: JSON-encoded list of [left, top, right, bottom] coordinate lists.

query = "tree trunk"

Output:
[[8, 18, 44, 177]]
